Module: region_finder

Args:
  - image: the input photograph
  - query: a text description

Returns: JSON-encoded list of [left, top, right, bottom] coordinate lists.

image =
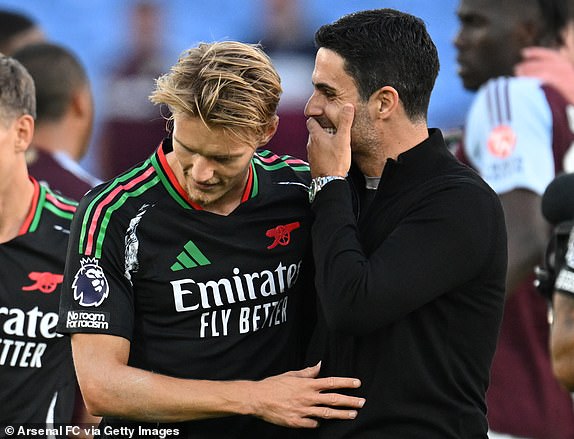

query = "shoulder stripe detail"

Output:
[[44, 190, 76, 221], [45, 191, 77, 213], [90, 175, 159, 258], [79, 161, 158, 257], [79, 161, 153, 252], [487, 79, 511, 127], [253, 151, 310, 172], [250, 161, 259, 198], [18, 179, 77, 234]]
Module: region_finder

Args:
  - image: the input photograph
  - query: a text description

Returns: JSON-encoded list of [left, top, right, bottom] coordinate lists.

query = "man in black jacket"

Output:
[[304, 8, 508, 438]]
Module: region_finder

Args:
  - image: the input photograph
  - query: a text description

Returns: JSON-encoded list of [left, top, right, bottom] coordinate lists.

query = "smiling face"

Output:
[[170, 114, 257, 213], [304, 48, 379, 157]]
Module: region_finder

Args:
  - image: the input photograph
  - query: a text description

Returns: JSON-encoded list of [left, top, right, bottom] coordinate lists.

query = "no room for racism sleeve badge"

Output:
[[72, 258, 110, 307]]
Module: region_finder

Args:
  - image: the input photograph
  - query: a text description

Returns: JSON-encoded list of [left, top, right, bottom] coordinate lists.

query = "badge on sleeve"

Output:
[[72, 258, 110, 307]]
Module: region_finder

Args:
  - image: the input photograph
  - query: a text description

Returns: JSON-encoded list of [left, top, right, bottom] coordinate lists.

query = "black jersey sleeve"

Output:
[[57, 186, 135, 340]]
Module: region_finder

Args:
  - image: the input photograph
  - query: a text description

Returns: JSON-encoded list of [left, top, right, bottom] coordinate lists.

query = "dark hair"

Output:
[[0, 54, 36, 123], [534, 0, 572, 46], [12, 43, 88, 124], [314, 8, 439, 121], [0, 10, 37, 53]]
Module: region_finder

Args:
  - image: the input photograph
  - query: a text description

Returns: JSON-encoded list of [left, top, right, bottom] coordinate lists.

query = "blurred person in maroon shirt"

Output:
[[97, 0, 168, 180], [258, 0, 315, 160], [13, 42, 101, 201]]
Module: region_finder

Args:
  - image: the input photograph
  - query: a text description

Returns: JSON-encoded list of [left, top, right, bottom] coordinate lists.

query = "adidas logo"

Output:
[[171, 240, 211, 271]]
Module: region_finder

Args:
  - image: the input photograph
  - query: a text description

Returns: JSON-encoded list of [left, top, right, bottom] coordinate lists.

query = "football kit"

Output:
[[58, 138, 313, 438], [462, 76, 574, 438], [0, 178, 77, 426]]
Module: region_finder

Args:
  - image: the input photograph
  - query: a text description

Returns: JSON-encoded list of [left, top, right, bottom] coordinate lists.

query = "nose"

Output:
[[304, 91, 322, 118], [453, 26, 466, 51], [189, 156, 215, 183]]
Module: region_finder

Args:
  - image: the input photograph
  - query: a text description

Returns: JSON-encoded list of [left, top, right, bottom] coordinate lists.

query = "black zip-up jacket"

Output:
[[306, 129, 507, 439]]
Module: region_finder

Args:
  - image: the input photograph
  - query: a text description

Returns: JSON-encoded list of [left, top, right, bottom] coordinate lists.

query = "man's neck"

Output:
[[33, 121, 82, 161], [0, 173, 35, 244], [355, 122, 429, 178]]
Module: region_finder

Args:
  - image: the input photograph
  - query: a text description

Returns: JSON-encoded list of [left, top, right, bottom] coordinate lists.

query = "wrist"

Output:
[[236, 380, 262, 417], [308, 175, 346, 203], [556, 267, 574, 297]]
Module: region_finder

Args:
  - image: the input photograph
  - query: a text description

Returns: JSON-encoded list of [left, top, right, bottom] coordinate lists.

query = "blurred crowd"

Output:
[[0, 0, 469, 179]]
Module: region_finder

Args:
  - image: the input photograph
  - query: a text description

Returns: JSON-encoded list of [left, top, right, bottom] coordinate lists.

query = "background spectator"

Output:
[[455, 0, 574, 437], [13, 42, 101, 200], [0, 9, 44, 55], [0, 0, 471, 177], [97, 0, 168, 179]]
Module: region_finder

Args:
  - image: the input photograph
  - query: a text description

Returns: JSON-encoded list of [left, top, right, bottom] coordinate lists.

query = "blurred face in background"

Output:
[[454, 0, 534, 91]]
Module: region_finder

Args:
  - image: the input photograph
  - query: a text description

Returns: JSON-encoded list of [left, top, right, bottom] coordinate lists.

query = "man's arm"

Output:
[[71, 333, 365, 428], [499, 189, 550, 298], [306, 106, 504, 334], [551, 292, 574, 390]]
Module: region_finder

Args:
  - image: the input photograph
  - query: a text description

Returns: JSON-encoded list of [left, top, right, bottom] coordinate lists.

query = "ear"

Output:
[[370, 86, 400, 120], [71, 85, 92, 119], [516, 18, 543, 47], [14, 114, 34, 153], [258, 115, 279, 147]]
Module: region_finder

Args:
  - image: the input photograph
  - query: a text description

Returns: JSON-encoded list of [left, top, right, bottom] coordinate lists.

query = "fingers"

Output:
[[283, 362, 321, 378], [521, 46, 558, 60], [337, 104, 354, 140], [305, 405, 360, 421], [306, 116, 323, 138], [312, 375, 362, 391], [316, 391, 365, 409], [292, 417, 320, 429]]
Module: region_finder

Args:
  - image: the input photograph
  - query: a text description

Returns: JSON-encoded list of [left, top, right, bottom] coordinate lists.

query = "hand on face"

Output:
[[306, 104, 354, 178]]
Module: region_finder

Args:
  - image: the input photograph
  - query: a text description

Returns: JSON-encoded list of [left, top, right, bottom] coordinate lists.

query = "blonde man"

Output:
[[57, 41, 364, 438]]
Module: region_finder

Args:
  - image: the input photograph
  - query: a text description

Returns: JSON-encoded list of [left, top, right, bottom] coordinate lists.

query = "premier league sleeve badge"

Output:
[[72, 258, 110, 307]]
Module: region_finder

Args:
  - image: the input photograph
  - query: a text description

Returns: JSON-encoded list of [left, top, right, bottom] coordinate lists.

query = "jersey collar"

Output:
[[18, 177, 41, 236], [152, 137, 257, 210]]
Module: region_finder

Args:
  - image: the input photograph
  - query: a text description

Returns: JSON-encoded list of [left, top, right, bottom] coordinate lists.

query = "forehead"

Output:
[[172, 114, 252, 155], [312, 48, 356, 90], [457, 0, 509, 20]]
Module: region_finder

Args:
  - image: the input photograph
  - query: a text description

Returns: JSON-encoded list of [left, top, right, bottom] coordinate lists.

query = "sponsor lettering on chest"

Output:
[[170, 261, 301, 338]]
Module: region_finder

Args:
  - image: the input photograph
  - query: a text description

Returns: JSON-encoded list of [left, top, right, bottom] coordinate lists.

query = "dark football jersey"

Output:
[[0, 178, 77, 426], [58, 138, 313, 438]]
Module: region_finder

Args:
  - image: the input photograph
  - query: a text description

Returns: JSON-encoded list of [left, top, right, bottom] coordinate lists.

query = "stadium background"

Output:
[[0, 0, 471, 176]]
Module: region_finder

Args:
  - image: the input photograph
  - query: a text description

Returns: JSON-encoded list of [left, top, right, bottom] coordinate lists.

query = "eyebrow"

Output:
[[172, 135, 241, 159], [172, 135, 195, 153], [313, 81, 338, 95]]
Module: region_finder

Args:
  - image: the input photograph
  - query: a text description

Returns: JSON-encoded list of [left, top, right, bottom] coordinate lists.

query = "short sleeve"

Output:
[[57, 191, 135, 340]]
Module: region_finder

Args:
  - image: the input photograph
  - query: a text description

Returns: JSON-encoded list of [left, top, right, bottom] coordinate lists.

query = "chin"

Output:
[[186, 189, 211, 207]]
